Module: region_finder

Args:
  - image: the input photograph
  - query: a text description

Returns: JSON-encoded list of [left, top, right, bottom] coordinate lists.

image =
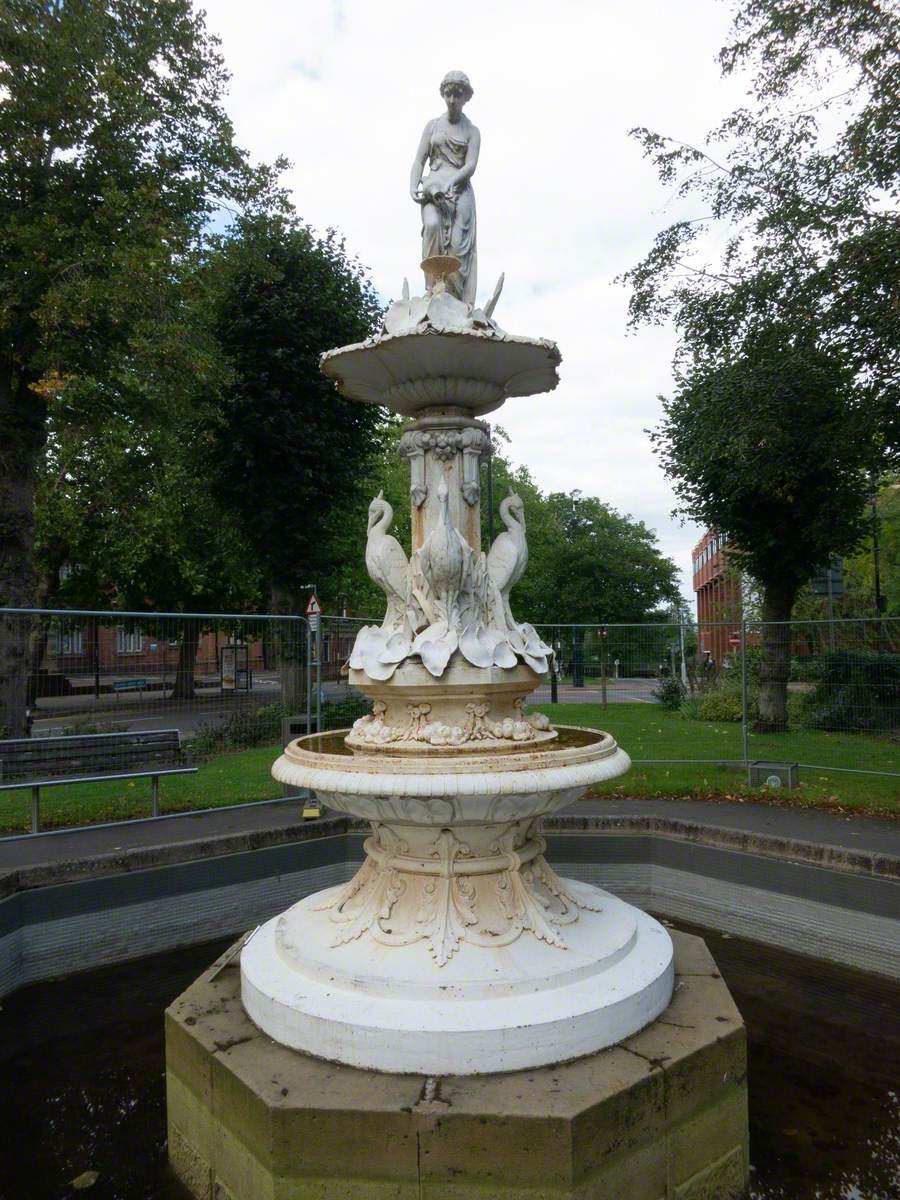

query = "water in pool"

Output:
[[0, 923, 897, 1199]]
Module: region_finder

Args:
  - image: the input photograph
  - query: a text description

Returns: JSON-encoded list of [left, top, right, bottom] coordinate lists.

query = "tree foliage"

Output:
[[200, 214, 385, 613], [624, 0, 899, 728], [654, 335, 875, 592], [623, 0, 899, 449], [844, 478, 900, 617], [0, 0, 274, 733]]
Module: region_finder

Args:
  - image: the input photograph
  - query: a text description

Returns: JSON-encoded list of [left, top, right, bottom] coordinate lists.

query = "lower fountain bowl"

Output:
[[241, 881, 674, 1075]]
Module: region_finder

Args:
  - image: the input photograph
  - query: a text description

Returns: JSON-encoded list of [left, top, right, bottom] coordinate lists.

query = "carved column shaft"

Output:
[[398, 408, 491, 553]]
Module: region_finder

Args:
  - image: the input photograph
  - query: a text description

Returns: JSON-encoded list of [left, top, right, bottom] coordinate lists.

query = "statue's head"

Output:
[[440, 70, 473, 117]]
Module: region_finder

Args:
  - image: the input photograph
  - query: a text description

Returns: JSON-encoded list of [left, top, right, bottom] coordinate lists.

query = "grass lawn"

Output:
[[0, 743, 285, 835], [535, 703, 899, 817], [1, 702, 896, 834]]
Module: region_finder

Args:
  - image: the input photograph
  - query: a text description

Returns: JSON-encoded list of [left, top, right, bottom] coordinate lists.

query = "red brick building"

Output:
[[692, 529, 742, 665]]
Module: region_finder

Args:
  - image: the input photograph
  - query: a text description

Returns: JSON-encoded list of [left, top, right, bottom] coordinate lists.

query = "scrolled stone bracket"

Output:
[[310, 821, 603, 965], [398, 413, 491, 510]]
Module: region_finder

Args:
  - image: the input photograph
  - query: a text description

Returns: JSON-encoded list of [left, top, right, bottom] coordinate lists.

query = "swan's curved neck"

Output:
[[500, 497, 522, 530]]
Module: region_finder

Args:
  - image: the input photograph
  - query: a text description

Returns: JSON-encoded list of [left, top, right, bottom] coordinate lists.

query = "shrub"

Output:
[[679, 695, 704, 720], [321, 697, 369, 730], [187, 702, 291, 755], [653, 676, 686, 710], [58, 719, 127, 736], [800, 650, 900, 734], [697, 690, 744, 722]]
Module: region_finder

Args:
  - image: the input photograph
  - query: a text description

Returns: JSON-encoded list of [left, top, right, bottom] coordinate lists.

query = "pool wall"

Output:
[[1, 811, 897, 998]]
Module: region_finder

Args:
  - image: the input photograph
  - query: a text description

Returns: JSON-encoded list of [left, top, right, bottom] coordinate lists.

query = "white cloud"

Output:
[[202, 0, 750, 605]]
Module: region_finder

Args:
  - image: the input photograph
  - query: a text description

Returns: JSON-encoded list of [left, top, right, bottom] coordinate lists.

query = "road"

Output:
[[30, 676, 659, 738]]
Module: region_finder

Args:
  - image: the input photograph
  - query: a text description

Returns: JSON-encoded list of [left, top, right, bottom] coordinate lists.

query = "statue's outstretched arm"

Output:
[[409, 121, 432, 202]]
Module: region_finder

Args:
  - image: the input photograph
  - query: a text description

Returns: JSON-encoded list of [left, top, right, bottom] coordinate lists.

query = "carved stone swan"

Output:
[[487, 491, 527, 629], [412, 480, 469, 675], [365, 491, 409, 628], [419, 480, 467, 615]]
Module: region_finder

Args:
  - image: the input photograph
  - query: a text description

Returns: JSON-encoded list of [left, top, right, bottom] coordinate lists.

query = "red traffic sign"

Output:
[[728, 632, 741, 648], [305, 592, 321, 616]]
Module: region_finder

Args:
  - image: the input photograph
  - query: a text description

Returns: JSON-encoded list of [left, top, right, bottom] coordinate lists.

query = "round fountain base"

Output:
[[241, 878, 674, 1075]]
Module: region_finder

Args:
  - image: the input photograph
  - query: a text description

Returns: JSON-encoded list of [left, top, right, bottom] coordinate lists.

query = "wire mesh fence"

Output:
[[0, 608, 896, 835], [0, 608, 312, 833]]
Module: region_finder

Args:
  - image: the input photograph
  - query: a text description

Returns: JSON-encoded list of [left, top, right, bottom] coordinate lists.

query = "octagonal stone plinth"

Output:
[[166, 929, 747, 1200]]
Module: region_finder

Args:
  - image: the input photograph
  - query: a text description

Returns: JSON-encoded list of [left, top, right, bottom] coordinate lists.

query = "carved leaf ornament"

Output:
[[315, 823, 603, 964]]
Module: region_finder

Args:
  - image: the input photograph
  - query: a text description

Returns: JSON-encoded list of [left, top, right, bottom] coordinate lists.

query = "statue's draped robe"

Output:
[[421, 121, 477, 306]]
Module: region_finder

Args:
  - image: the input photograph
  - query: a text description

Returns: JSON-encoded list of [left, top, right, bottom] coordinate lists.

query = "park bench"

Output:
[[0, 728, 197, 834]]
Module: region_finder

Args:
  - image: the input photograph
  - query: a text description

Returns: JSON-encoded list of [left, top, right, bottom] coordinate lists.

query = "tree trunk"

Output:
[[25, 562, 64, 714], [270, 584, 308, 712], [755, 577, 799, 733], [0, 369, 47, 737], [171, 629, 200, 701]]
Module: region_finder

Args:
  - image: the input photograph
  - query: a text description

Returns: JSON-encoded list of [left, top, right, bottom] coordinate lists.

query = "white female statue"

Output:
[[409, 70, 479, 306]]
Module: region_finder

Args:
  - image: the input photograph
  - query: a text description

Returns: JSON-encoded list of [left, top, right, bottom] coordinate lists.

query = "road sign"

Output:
[[306, 592, 321, 633], [728, 632, 741, 648], [810, 558, 843, 597]]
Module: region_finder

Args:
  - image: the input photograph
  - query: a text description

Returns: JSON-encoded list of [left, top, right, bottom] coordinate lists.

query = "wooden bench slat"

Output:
[[0, 729, 188, 784]]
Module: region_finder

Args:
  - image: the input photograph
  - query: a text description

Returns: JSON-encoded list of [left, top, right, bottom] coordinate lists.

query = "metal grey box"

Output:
[[749, 761, 799, 789], [281, 715, 312, 748]]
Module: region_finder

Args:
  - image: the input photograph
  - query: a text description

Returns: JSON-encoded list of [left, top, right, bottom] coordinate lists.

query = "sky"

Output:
[[201, 0, 752, 606]]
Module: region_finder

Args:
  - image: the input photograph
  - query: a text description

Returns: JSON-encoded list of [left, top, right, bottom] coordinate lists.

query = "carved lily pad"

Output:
[[349, 624, 383, 670], [413, 622, 458, 676], [383, 296, 430, 336], [379, 631, 413, 663], [492, 640, 518, 669], [459, 623, 495, 668], [425, 291, 471, 332]]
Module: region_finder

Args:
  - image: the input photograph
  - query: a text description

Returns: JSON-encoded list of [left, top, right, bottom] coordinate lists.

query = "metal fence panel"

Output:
[[746, 617, 900, 777], [0, 608, 310, 833], [0, 608, 896, 836]]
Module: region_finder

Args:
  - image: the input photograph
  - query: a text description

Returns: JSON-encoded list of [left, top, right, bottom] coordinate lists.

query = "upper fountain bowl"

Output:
[[271, 724, 630, 826], [321, 290, 561, 417]]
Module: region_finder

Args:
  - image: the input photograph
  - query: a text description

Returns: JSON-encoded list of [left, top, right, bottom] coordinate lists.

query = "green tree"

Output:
[[0, 0, 264, 734], [35, 404, 263, 700], [652, 336, 876, 728], [484, 432, 681, 626], [623, 0, 899, 728], [624, 0, 899, 436], [843, 479, 900, 618], [201, 214, 385, 615]]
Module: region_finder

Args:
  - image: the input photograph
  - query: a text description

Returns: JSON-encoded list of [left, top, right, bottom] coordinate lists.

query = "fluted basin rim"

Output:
[[271, 724, 630, 799]]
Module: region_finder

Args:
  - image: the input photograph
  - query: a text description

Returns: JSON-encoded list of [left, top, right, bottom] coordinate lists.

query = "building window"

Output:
[[56, 627, 84, 655], [117, 627, 143, 655]]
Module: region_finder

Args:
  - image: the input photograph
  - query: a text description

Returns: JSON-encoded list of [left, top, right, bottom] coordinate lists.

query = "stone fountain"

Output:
[[167, 70, 749, 1199]]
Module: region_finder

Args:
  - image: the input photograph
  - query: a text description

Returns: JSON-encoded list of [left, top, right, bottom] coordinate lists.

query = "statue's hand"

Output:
[[411, 187, 425, 204]]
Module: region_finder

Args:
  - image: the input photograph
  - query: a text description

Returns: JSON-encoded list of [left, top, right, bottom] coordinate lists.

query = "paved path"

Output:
[[2, 794, 896, 878], [575, 796, 900, 858]]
